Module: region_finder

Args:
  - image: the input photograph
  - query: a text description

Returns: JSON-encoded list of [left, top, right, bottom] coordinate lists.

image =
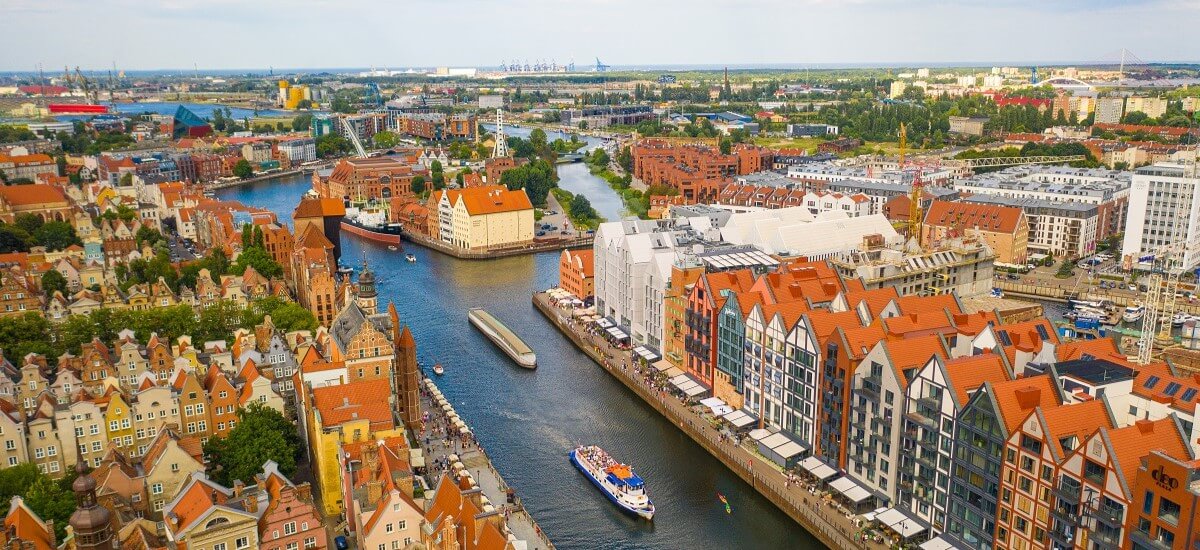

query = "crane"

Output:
[[1136, 147, 1198, 364], [72, 67, 98, 104], [900, 123, 925, 245]]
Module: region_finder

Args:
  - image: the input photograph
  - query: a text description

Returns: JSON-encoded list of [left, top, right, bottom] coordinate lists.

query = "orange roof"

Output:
[[423, 475, 509, 550], [1038, 399, 1113, 457], [294, 197, 347, 219], [1131, 367, 1200, 415], [311, 379, 395, 429], [1105, 418, 1190, 490], [0, 184, 68, 206], [3, 497, 53, 550], [564, 249, 595, 277], [990, 376, 1060, 433], [924, 200, 1024, 234], [843, 287, 899, 318], [168, 478, 229, 531], [883, 335, 947, 388], [296, 224, 334, 250], [892, 293, 961, 316], [943, 353, 1011, 406]]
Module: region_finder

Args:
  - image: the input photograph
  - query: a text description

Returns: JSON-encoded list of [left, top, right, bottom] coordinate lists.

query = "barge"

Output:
[[468, 308, 536, 368]]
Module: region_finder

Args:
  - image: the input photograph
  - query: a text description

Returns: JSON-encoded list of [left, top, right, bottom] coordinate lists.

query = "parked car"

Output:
[[536, 230, 546, 236], [1006, 273, 1020, 281], [335, 537, 348, 550]]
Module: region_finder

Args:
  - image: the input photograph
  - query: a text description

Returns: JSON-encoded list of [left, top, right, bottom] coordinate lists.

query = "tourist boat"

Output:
[[1122, 304, 1146, 323], [467, 308, 536, 368], [341, 207, 404, 245], [569, 445, 655, 520], [433, 363, 444, 376], [406, 253, 417, 263]]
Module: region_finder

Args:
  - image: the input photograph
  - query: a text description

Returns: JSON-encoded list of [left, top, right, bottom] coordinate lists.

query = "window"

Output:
[[1159, 497, 1181, 524], [284, 522, 297, 535], [398, 520, 406, 530], [1163, 382, 1182, 397], [303, 538, 317, 550], [213, 544, 226, 550], [235, 538, 250, 550], [385, 523, 394, 533], [151, 483, 163, 495]]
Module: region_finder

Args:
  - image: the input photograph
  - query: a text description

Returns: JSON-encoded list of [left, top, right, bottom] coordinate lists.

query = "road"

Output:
[[538, 192, 584, 240]]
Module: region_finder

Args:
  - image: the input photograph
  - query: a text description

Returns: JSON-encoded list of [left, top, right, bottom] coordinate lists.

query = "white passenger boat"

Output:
[[569, 445, 655, 520], [1122, 304, 1145, 323]]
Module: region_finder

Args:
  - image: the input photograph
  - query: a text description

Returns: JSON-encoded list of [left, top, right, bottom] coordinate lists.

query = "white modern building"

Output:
[[1122, 163, 1200, 271], [277, 138, 317, 164]]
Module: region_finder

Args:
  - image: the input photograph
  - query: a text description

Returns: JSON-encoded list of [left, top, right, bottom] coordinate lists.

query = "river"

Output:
[[216, 171, 823, 549]]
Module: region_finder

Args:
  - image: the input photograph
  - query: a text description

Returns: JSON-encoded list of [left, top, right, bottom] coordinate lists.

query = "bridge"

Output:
[[957, 155, 1087, 169]]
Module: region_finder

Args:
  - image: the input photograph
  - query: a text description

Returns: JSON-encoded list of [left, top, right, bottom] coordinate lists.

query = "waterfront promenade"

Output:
[[418, 377, 556, 550], [533, 292, 884, 550]]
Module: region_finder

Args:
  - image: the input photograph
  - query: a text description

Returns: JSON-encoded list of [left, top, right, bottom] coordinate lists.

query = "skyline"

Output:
[[1, 0, 1198, 72]]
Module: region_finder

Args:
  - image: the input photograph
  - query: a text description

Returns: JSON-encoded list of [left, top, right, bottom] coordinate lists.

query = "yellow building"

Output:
[[432, 185, 535, 251], [104, 393, 137, 454], [278, 80, 312, 110], [301, 378, 402, 516]]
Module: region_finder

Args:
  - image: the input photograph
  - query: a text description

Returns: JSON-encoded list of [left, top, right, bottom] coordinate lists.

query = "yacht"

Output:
[[1122, 304, 1146, 323]]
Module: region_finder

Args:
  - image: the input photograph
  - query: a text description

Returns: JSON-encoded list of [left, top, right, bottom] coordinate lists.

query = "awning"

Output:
[[877, 507, 926, 539], [606, 326, 629, 340], [773, 441, 806, 459], [759, 432, 792, 449], [661, 366, 684, 379], [596, 317, 614, 328], [683, 383, 708, 397], [721, 410, 757, 429], [799, 456, 839, 481], [919, 535, 962, 550], [861, 506, 888, 522], [652, 359, 674, 372], [711, 404, 734, 416], [699, 397, 726, 408], [633, 345, 660, 362], [829, 476, 873, 503], [748, 428, 772, 441]]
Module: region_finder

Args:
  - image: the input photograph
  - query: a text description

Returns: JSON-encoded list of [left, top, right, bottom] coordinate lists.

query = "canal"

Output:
[[217, 173, 823, 549]]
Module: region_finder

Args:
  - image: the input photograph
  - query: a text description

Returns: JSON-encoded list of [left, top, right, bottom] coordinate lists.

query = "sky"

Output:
[[1, 0, 1197, 72]]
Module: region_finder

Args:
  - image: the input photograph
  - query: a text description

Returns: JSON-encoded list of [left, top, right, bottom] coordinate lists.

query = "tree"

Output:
[[578, 120, 588, 130], [316, 134, 351, 158], [616, 145, 633, 173], [719, 138, 732, 155], [119, 172, 133, 187], [14, 213, 43, 235], [455, 171, 465, 186], [33, 221, 81, 252], [588, 147, 610, 167], [529, 128, 548, 151], [203, 403, 303, 485], [569, 193, 598, 222], [0, 464, 40, 505], [233, 159, 254, 179], [232, 247, 283, 279], [499, 159, 556, 206], [410, 175, 427, 195], [41, 270, 67, 296], [291, 113, 313, 132], [24, 475, 75, 542], [373, 131, 399, 149]]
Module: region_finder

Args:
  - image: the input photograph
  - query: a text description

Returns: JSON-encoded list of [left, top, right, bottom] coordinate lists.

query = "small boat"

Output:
[[406, 253, 417, 263], [433, 363, 444, 376], [1069, 298, 1108, 310], [1122, 304, 1146, 323], [388, 245, 398, 251], [569, 445, 654, 520], [1173, 313, 1197, 327]]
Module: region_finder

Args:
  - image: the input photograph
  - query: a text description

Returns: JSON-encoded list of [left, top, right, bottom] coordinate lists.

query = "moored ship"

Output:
[[467, 308, 536, 368], [569, 445, 654, 520], [341, 206, 403, 245]]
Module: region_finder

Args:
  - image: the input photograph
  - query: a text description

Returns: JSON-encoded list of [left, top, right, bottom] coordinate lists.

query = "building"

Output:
[[0, 153, 57, 181], [921, 201, 1029, 265], [422, 475, 514, 550], [276, 138, 316, 164], [948, 116, 988, 137], [1096, 97, 1126, 125], [163, 473, 262, 550], [963, 195, 1099, 259], [559, 249, 595, 299], [1125, 96, 1168, 119], [1122, 163, 1200, 271], [1123, 449, 1200, 550], [786, 124, 839, 137], [430, 185, 534, 251], [0, 184, 72, 223], [342, 438, 422, 550], [560, 105, 654, 128], [314, 157, 426, 204], [831, 235, 996, 298], [172, 105, 212, 139], [66, 461, 117, 550]]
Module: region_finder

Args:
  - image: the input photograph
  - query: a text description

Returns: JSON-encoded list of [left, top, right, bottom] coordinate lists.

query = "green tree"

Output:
[[119, 172, 133, 187], [499, 159, 556, 206], [455, 171, 465, 186], [232, 247, 283, 279], [0, 464, 40, 505], [529, 128, 548, 151], [253, 298, 318, 332], [316, 134, 351, 157], [616, 145, 633, 173], [24, 475, 76, 542], [14, 213, 43, 235], [203, 403, 303, 485], [719, 138, 732, 155], [33, 221, 81, 251], [291, 113, 313, 132], [373, 131, 399, 149], [410, 175, 427, 195], [41, 270, 68, 296], [233, 159, 254, 179], [569, 193, 599, 222], [296, 99, 314, 110]]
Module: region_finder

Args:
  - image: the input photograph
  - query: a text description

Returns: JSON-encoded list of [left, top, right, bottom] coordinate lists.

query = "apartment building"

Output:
[[1122, 163, 1200, 271], [922, 201, 1029, 265], [964, 195, 1099, 259], [430, 185, 534, 251]]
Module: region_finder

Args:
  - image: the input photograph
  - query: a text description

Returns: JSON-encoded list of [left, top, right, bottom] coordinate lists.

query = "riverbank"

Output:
[[400, 229, 593, 260], [533, 292, 877, 550], [418, 377, 555, 549]]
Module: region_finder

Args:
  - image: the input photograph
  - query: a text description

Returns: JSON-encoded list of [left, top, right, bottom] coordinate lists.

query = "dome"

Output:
[[72, 472, 96, 494], [70, 504, 112, 532]]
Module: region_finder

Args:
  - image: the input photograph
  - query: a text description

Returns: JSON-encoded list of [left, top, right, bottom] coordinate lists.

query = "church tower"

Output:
[[391, 304, 421, 429], [68, 461, 116, 550], [356, 264, 377, 315]]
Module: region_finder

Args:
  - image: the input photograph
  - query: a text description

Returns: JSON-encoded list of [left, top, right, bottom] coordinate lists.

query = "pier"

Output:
[[533, 292, 871, 550]]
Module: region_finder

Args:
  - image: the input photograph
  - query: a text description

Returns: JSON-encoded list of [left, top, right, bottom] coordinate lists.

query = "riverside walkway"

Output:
[[534, 292, 891, 550], [418, 378, 555, 550]]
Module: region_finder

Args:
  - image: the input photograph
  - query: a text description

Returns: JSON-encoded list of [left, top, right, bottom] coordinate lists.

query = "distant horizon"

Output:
[[4, 60, 1200, 78]]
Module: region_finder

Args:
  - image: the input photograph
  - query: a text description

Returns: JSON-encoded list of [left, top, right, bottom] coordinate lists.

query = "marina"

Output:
[[468, 308, 538, 368]]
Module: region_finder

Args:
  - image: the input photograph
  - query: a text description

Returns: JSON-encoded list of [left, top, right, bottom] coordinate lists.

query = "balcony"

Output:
[[1129, 530, 1173, 550], [1050, 504, 1079, 526], [1046, 524, 1075, 548], [1088, 528, 1121, 547], [906, 410, 937, 429], [1053, 477, 1082, 504], [1091, 504, 1124, 528]]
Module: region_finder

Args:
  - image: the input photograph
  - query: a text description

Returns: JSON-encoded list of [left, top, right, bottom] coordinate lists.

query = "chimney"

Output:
[[244, 493, 258, 514], [232, 480, 245, 498], [953, 313, 968, 325], [821, 281, 837, 295], [366, 480, 384, 506], [363, 443, 380, 476], [45, 520, 55, 548], [1136, 419, 1155, 434], [1014, 386, 1041, 409], [296, 483, 313, 503]]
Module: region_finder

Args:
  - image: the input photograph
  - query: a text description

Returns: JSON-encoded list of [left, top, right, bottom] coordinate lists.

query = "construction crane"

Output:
[[900, 123, 925, 245], [594, 57, 609, 72], [70, 67, 98, 104], [1136, 147, 1198, 364]]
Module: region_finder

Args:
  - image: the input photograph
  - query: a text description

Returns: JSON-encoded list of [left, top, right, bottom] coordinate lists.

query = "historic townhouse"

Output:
[[0, 399, 26, 468], [343, 437, 422, 550], [54, 397, 108, 469]]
